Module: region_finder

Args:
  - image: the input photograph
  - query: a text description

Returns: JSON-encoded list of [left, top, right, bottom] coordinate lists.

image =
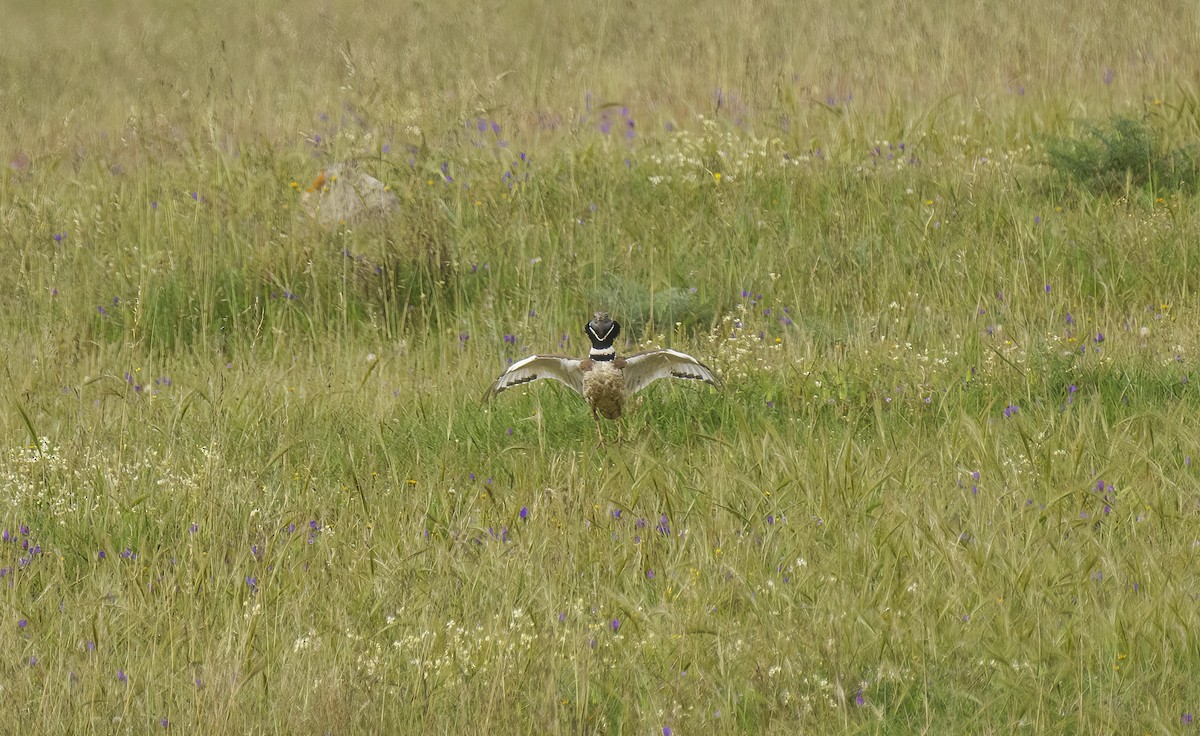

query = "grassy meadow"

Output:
[[4, 0, 1200, 732]]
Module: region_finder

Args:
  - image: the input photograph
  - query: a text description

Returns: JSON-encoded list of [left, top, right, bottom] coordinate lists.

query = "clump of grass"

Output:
[[1046, 115, 1200, 194], [590, 276, 713, 336]]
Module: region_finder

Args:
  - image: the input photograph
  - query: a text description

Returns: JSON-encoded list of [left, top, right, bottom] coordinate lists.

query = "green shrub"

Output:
[[590, 276, 714, 337], [1046, 116, 1199, 194]]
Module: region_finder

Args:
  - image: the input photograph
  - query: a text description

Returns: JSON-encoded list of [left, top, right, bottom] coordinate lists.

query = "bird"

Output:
[[484, 312, 720, 424]]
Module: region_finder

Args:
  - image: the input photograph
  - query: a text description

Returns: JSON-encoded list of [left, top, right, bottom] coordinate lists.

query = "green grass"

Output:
[[3, 0, 1200, 732], [1048, 115, 1200, 195]]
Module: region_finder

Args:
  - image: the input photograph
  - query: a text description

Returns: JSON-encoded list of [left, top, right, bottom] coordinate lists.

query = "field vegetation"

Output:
[[3, 0, 1200, 732]]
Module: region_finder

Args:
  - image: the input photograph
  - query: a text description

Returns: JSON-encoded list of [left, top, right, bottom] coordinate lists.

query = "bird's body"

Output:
[[484, 313, 719, 421], [581, 358, 626, 420]]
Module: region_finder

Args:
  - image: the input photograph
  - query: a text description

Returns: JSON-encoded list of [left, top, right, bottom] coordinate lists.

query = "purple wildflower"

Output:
[[656, 515, 670, 536]]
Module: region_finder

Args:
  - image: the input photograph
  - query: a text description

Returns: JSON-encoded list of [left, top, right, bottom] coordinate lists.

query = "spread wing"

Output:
[[622, 349, 720, 395], [483, 354, 585, 400]]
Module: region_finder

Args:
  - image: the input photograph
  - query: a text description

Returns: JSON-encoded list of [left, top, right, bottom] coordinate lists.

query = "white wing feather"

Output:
[[484, 355, 585, 399], [622, 349, 720, 395]]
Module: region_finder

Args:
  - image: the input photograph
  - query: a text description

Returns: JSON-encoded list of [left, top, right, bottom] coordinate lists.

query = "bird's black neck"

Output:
[[589, 345, 616, 362], [585, 316, 621, 362]]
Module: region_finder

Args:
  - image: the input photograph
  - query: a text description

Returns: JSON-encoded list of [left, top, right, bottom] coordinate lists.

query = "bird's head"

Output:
[[585, 312, 620, 347]]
